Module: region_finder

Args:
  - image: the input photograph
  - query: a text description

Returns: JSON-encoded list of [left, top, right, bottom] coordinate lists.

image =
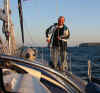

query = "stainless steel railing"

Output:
[[36, 47, 100, 81]]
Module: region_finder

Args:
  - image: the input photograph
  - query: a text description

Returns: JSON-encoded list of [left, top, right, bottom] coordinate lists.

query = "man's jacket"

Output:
[[46, 23, 70, 48]]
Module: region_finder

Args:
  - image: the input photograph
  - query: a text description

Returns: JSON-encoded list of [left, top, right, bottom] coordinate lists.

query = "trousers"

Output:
[[50, 46, 68, 71]]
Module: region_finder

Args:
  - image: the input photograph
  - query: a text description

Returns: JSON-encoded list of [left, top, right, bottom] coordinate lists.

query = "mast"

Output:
[[3, 0, 16, 55], [0, 0, 25, 55], [4, 0, 10, 53], [18, 0, 24, 44]]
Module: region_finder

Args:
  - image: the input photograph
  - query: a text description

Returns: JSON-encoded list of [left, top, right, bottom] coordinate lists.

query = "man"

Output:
[[46, 16, 70, 71]]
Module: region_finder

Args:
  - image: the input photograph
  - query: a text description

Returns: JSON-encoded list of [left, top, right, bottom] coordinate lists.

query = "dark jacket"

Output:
[[46, 23, 70, 48]]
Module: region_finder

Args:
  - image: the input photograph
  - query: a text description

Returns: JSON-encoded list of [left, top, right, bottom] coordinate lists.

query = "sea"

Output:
[[34, 45, 100, 80]]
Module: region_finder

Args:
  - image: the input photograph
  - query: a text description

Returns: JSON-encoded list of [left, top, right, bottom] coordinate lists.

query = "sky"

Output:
[[0, 0, 100, 46]]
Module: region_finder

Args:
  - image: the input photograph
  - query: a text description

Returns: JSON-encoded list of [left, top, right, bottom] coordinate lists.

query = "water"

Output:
[[34, 46, 100, 79]]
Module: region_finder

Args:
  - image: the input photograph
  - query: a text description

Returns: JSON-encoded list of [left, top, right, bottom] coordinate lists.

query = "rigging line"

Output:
[[49, 0, 59, 64], [56, 0, 61, 65], [23, 17, 38, 46], [22, 0, 39, 46], [18, 0, 24, 44], [27, 28, 36, 46], [56, 0, 59, 18]]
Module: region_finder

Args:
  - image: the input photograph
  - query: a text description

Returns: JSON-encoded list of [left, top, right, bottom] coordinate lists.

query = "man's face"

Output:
[[58, 17, 65, 26]]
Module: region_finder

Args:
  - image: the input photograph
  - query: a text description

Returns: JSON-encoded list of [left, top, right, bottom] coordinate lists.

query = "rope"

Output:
[[56, 0, 59, 17], [0, 40, 17, 55]]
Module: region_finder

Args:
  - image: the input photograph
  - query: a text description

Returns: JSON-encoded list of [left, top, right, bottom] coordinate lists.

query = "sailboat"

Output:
[[0, 0, 100, 93]]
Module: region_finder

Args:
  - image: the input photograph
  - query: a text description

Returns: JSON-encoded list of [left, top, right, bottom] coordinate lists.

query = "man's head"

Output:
[[58, 16, 65, 26]]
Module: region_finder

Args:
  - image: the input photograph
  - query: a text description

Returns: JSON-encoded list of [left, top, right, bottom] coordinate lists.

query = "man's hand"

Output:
[[46, 37, 51, 43], [46, 39, 50, 43]]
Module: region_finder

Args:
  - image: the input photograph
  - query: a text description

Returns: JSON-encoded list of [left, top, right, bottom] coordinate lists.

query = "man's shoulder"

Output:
[[53, 23, 57, 26], [63, 24, 69, 30], [49, 23, 57, 28], [46, 23, 57, 32]]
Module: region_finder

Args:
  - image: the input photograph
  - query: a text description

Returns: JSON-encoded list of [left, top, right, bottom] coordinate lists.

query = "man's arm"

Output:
[[61, 29, 70, 39], [45, 23, 57, 38], [45, 26, 52, 43], [45, 24, 57, 43]]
